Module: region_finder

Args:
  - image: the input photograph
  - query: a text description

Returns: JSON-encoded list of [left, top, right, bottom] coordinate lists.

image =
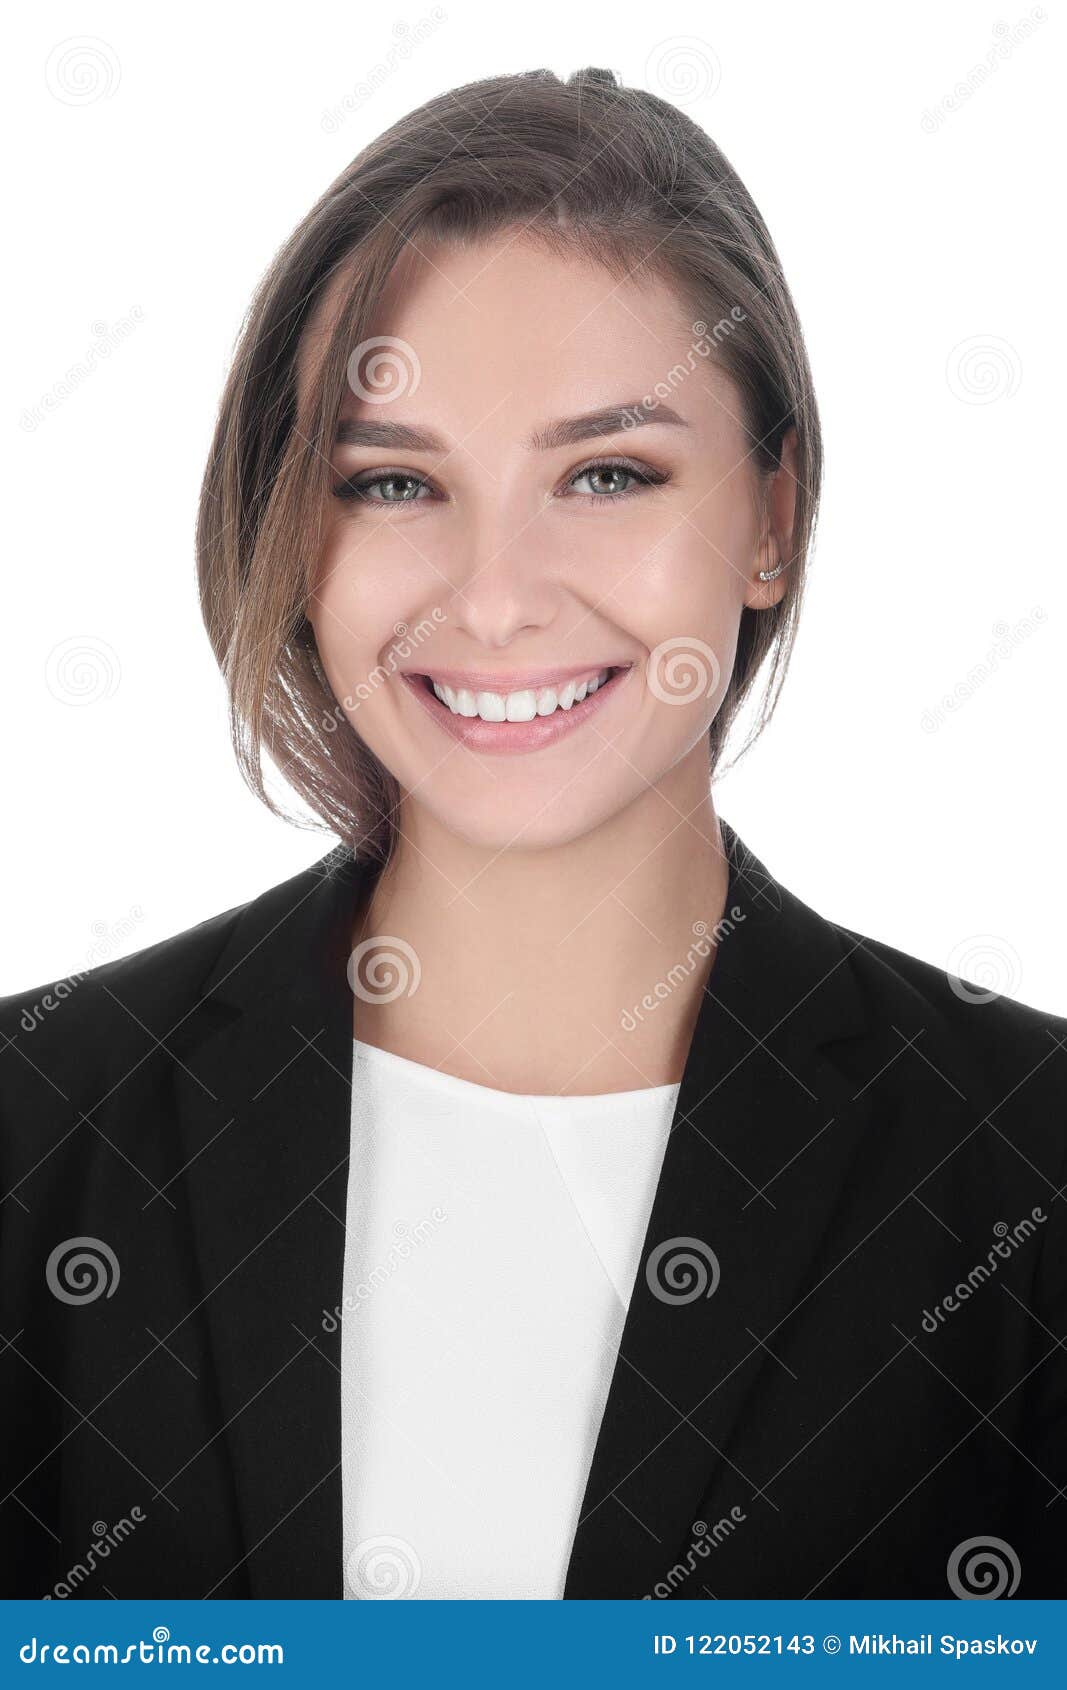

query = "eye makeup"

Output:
[[330, 455, 672, 508]]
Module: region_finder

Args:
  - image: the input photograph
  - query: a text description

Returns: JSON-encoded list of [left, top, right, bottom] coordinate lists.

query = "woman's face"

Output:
[[302, 235, 792, 852]]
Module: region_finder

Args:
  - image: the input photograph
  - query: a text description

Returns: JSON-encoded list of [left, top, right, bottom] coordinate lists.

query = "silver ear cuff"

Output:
[[758, 559, 787, 582]]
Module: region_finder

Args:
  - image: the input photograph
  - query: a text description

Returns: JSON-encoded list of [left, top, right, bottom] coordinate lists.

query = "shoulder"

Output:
[[833, 915, 1067, 1065], [827, 914, 1067, 1168], [0, 848, 349, 1121], [0, 897, 242, 1115]]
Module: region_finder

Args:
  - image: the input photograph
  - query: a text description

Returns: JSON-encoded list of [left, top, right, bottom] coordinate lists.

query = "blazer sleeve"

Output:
[[1018, 1123, 1067, 1596]]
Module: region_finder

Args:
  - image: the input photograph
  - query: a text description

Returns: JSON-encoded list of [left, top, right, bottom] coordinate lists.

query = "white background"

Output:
[[5, 0, 1064, 1012]]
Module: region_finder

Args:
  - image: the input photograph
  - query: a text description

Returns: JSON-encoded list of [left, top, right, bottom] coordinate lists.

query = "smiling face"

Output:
[[301, 233, 792, 853]]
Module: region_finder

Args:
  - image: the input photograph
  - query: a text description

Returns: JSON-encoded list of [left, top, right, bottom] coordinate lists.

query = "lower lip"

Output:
[[402, 668, 632, 756]]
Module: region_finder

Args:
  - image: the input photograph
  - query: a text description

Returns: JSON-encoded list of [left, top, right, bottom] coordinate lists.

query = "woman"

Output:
[[2, 67, 1064, 1603]]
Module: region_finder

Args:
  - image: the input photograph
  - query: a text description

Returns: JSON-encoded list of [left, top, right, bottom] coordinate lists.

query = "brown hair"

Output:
[[196, 66, 822, 863]]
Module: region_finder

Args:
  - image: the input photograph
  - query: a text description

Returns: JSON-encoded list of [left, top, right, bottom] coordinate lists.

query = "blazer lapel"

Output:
[[564, 824, 876, 1597], [167, 822, 916, 1600], [170, 843, 370, 1598]]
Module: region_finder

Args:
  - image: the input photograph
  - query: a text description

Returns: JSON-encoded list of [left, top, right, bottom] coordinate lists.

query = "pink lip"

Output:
[[401, 665, 633, 756]]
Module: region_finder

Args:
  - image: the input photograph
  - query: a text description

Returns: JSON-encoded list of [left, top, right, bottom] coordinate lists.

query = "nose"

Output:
[[442, 507, 562, 650]]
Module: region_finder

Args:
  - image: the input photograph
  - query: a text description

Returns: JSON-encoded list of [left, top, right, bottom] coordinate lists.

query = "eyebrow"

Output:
[[332, 400, 689, 453]]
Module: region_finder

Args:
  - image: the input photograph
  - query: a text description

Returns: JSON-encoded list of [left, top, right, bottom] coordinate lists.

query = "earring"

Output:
[[758, 558, 787, 582]]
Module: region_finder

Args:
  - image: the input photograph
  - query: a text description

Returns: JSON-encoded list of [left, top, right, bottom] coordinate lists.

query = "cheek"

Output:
[[308, 531, 451, 764], [311, 528, 426, 675], [610, 537, 741, 715]]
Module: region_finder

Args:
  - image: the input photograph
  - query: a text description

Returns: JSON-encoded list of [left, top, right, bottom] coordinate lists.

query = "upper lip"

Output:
[[405, 662, 630, 693]]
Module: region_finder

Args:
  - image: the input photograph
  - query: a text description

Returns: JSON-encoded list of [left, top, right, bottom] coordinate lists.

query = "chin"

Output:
[[417, 795, 618, 855], [394, 743, 690, 854]]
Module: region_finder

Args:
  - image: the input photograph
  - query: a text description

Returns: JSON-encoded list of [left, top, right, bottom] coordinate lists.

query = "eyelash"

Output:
[[330, 456, 671, 509]]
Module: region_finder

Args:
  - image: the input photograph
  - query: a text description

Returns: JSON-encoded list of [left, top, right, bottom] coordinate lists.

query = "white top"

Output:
[[340, 1037, 678, 1599]]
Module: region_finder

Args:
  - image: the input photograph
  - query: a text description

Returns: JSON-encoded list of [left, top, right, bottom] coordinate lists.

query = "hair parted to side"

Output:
[[196, 65, 822, 864]]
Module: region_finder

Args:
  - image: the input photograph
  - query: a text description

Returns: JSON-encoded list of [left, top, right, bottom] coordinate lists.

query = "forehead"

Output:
[[296, 232, 730, 441]]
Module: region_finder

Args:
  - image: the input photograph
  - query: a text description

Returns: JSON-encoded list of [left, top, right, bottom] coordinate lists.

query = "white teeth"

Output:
[[505, 690, 538, 722], [474, 690, 506, 722], [429, 668, 614, 722]]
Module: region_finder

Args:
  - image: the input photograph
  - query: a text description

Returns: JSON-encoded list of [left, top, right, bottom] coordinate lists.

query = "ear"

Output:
[[743, 426, 799, 610]]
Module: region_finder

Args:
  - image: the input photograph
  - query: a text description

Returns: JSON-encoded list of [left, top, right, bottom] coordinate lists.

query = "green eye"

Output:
[[333, 471, 431, 503], [566, 459, 669, 502], [572, 465, 634, 496]]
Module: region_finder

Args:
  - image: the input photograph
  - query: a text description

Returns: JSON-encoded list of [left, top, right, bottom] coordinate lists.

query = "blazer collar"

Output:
[[172, 822, 874, 1597]]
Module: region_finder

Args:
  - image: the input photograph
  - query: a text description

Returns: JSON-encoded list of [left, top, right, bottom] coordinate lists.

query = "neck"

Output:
[[352, 743, 730, 1095]]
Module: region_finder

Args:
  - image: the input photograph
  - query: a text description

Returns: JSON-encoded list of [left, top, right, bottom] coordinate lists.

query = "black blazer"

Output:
[[2, 823, 1065, 1600]]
